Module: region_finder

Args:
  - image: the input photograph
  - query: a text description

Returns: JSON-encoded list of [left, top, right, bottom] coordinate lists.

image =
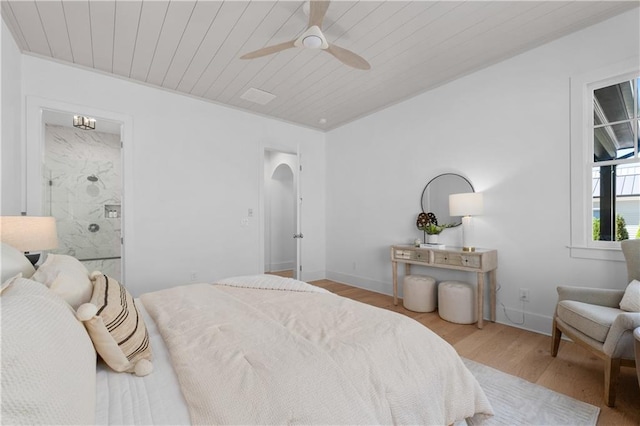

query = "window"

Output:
[[570, 59, 639, 260], [591, 78, 640, 242]]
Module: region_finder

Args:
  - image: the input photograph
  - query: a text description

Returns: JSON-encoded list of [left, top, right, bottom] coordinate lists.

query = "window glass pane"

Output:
[[592, 163, 640, 241], [594, 80, 635, 123], [593, 122, 635, 161]]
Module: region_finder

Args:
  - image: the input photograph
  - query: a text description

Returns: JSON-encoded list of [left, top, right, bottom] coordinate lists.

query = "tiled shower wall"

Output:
[[44, 124, 121, 279]]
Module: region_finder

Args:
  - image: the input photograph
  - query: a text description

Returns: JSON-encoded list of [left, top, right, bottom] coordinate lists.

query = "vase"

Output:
[[427, 234, 439, 244]]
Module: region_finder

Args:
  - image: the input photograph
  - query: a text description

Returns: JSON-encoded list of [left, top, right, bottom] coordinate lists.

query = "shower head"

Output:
[[87, 174, 99, 182]]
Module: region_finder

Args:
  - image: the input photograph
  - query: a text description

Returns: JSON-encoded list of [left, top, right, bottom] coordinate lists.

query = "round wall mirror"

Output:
[[420, 173, 474, 227]]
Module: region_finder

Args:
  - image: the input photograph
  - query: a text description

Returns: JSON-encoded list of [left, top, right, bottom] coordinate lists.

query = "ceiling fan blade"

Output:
[[240, 40, 296, 60], [325, 44, 371, 70], [309, 0, 330, 28]]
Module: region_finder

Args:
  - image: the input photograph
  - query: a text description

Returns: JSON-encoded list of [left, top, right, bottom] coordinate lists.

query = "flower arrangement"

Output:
[[416, 212, 442, 234], [424, 222, 444, 235], [416, 212, 453, 244]]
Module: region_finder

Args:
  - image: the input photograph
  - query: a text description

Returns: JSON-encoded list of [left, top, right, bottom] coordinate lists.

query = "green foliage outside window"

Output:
[[592, 215, 632, 241], [592, 218, 600, 240], [616, 215, 629, 240]]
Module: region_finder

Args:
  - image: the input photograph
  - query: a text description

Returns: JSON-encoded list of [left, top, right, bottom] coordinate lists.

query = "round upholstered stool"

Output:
[[403, 275, 437, 312], [438, 281, 477, 324]]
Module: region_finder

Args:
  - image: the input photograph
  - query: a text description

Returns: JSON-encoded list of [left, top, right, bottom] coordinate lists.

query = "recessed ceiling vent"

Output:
[[240, 88, 276, 105]]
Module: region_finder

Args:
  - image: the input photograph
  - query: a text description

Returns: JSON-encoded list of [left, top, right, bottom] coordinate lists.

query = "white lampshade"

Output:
[[449, 192, 484, 217], [0, 216, 58, 252]]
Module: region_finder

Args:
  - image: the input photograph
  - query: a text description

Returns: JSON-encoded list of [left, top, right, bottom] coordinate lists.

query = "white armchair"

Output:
[[551, 239, 640, 407]]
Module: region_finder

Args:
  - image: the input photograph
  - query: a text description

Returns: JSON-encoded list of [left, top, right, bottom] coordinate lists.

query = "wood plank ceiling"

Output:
[[2, 1, 638, 131]]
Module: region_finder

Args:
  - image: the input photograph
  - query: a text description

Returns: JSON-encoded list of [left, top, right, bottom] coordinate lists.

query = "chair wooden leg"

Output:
[[551, 318, 561, 357], [604, 357, 620, 407]]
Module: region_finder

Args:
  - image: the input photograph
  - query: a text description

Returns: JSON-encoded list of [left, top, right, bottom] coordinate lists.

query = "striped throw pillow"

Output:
[[77, 272, 153, 376]]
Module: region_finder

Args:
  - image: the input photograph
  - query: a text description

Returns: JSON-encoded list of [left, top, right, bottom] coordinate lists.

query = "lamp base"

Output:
[[462, 246, 476, 252], [25, 253, 40, 265]]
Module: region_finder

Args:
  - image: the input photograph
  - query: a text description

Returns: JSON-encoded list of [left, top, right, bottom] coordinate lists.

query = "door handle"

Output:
[[293, 233, 304, 239]]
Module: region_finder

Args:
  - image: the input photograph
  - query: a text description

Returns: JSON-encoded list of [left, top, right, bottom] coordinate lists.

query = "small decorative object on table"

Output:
[[416, 212, 451, 244]]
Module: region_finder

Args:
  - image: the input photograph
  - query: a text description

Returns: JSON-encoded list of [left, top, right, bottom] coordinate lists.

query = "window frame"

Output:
[[569, 58, 639, 261]]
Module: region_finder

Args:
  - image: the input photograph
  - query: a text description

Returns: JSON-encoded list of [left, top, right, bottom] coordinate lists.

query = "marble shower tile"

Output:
[[45, 124, 122, 279]]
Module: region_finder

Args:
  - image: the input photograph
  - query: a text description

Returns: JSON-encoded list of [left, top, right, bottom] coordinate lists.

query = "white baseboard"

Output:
[[267, 261, 294, 272], [325, 270, 554, 336], [325, 271, 396, 297], [494, 306, 553, 336], [302, 269, 325, 283]]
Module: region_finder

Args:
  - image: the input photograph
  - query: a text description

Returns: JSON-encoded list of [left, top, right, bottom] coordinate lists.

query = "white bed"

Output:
[[1, 245, 493, 425]]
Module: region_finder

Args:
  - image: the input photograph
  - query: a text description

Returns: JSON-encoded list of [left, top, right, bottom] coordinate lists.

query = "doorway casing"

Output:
[[24, 96, 132, 282], [259, 145, 302, 280]]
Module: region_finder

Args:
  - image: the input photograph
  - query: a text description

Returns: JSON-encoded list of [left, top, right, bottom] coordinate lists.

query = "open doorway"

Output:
[[264, 150, 299, 279], [40, 110, 123, 279], [25, 97, 130, 283]]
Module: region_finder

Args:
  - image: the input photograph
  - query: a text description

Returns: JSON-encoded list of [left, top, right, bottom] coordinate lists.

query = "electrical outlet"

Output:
[[519, 288, 530, 302], [190, 271, 198, 282]]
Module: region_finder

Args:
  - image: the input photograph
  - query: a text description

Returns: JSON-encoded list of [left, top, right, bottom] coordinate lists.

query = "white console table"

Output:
[[391, 245, 498, 329]]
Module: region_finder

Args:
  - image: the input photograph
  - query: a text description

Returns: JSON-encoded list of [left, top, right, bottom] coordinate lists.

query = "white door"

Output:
[[294, 151, 303, 280]]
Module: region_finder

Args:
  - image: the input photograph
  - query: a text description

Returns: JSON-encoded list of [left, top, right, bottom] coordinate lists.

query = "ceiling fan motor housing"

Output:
[[295, 26, 329, 50]]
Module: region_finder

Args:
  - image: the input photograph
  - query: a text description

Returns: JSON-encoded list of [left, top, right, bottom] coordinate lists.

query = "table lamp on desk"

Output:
[[449, 192, 483, 252]]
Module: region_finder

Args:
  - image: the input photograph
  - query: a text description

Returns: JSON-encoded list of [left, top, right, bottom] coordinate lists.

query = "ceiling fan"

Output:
[[240, 0, 371, 70]]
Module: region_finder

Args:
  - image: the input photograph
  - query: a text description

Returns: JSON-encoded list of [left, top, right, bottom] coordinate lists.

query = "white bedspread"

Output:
[[141, 276, 493, 425]]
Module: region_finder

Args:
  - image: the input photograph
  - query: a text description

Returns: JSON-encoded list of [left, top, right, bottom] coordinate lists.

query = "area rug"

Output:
[[461, 358, 600, 426]]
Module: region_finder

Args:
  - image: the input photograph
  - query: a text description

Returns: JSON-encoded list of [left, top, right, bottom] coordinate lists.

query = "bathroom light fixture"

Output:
[[73, 115, 96, 130], [0, 216, 58, 265], [449, 192, 484, 252]]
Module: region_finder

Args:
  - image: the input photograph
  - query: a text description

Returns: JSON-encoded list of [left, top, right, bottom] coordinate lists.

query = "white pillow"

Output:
[[1, 276, 96, 425], [1, 242, 36, 283], [31, 253, 93, 309], [620, 280, 640, 312], [0, 273, 22, 295]]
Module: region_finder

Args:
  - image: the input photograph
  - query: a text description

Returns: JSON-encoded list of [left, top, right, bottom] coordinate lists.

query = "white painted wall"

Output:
[[17, 54, 325, 295], [1, 20, 22, 214], [325, 9, 640, 335]]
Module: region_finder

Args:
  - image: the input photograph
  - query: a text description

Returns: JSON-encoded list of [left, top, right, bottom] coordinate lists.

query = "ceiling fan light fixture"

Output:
[[302, 35, 323, 49], [241, 1, 370, 70]]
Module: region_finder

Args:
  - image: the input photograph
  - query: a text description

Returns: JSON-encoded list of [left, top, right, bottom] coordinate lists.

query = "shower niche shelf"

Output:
[[105, 204, 121, 219]]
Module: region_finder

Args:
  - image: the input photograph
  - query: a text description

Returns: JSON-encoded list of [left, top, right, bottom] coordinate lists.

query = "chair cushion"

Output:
[[557, 300, 623, 343], [620, 280, 640, 312]]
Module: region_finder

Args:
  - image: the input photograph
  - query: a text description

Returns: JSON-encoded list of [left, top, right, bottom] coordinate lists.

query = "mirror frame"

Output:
[[420, 173, 474, 227]]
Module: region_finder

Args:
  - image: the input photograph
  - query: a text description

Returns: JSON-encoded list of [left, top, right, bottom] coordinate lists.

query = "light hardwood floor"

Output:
[[266, 270, 294, 278], [308, 279, 640, 426]]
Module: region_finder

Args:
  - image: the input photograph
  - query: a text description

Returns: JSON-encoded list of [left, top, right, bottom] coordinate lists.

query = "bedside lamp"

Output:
[[0, 216, 58, 265], [449, 192, 484, 252]]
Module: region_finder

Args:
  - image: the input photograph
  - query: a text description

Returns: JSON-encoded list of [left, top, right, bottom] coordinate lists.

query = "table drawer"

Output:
[[433, 252, 481, 268], [394, 249, 429, 262]]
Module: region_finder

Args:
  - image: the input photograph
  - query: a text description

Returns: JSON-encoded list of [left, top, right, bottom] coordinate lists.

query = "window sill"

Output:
[[568, 245, 625, 261]]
